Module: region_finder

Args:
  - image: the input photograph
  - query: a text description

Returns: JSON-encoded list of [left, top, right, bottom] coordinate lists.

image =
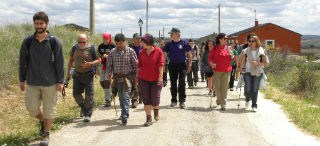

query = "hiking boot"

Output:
[[144, 115, 152, 127], [212, 91, 216, 97], [252, 107, 257, 112], [104, 101, 111, 107], [131, 101, 138, 108], [122, 118, 127, 126], [221, 105, 226, 111], [154, 109, 160, 121], [208, 90, 212, 95], [40, 131, 49, 146], [180, 102, 186, 109], [39, 120, 44, 136], [84, 116, 91, 122], [245, 102, 250, 108], [170, 102, 177, 107], [194, 82, 197, 86]]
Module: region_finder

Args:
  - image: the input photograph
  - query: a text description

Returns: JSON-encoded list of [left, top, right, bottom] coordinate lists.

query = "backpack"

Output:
[[24, 34, 56, 74], [71, 44, 97, 74]]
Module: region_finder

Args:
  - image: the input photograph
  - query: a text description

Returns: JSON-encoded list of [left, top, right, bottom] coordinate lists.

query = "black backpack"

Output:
[[23, 34, 56, 75], [71, 44, 97, 74]]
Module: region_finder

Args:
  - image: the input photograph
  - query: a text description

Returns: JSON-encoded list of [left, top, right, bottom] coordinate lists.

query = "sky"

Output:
[[0, 0, 319, 38]]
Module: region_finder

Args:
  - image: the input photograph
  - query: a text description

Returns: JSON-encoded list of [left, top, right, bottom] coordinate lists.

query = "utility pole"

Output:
[[218, 4, 221, 34], [159, 30, 161, 39], [146, 0, 149, 34], [90, 0, 94, 34], [121, 27, 122, 34]]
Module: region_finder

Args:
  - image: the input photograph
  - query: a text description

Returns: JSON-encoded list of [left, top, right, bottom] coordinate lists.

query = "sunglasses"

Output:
[[78, 41, 86, 44], [248, 40, 256, 43]]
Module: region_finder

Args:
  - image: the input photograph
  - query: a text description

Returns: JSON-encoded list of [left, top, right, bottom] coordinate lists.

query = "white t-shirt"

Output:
[[245, 50, 257, 73]]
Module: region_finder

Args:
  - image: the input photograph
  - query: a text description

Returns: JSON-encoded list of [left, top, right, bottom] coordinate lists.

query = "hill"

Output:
[[302, 35, 320, 40]]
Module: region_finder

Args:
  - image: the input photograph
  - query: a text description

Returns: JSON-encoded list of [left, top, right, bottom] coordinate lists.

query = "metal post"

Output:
[[146, 0, 149, 34]]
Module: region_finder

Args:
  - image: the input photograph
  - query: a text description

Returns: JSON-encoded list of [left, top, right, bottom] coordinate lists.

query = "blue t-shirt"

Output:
[[132, 44, 142, 58], [163, 39, 192, 63]]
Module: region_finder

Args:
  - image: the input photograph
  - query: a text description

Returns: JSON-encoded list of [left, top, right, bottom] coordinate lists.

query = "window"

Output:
[[265, 40, 275, 49]]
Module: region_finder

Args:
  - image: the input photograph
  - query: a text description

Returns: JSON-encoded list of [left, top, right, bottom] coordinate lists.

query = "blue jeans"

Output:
[[243, 73, 262, 108], [116, 82, 131, 119]]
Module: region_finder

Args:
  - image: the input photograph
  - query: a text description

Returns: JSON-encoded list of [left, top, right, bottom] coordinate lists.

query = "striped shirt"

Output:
[[107, 46, 138, 82]]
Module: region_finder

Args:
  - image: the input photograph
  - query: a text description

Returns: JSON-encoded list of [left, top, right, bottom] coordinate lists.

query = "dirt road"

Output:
[[30, 81, 320, 146]]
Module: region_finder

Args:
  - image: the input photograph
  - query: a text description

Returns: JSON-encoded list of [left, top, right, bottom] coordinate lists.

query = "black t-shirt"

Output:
[[97, 43, 116, 56]]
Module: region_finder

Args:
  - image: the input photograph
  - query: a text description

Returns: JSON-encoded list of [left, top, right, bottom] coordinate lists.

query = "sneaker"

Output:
[[40, 131, 49, 146], [39, 120, 44, 136], [212, 91, 216, 97], [84, 116, 91, 122], [188, 86, 193, 89], [180, 102, 186, 109], [230, 88, 234, 91], [170, 102, 177, 107], [163, 82, 167, 87], [221, 105, 226, 111], [144, 115, 152, 127], [245, 102, 249, 108], [154, 109, 160, 121], [131, 101, 138, 108], [122, 118, 127, 126], [104, 101, 111, 107], [194, 82, 197, 86], [202, 79, 204, 82], [208, 90, 212, 95], [252, 107, 257, 112]]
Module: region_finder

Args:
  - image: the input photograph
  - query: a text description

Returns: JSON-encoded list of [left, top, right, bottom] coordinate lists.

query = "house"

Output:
[[227, 20, 302, 54]]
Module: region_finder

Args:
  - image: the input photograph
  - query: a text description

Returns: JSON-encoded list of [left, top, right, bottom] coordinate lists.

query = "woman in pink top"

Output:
[[137, 34, 164, 126], [208, 33, 235, 110]]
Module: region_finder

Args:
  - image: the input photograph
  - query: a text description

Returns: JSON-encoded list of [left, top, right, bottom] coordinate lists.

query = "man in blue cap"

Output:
[[163, 27, 192, 109]]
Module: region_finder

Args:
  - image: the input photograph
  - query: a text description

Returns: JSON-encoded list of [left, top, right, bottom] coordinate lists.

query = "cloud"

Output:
[[0, 0, 319, 38]]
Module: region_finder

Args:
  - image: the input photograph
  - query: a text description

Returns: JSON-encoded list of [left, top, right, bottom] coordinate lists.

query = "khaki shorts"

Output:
[[25, 84, 59, 119]]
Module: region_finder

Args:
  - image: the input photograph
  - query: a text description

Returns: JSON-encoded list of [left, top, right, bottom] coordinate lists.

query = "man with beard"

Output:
[[19, 11, 64, 146], [66, 34, 100, 123]]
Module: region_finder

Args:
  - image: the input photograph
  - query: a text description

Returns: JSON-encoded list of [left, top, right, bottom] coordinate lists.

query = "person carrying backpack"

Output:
[[208, 33, 235, 111], [97, 33, 116, 107], [163, 27, 192, 109], [66, 34, 100, 122], [19, 11, 64, 146], [187, 39, 200, 88]]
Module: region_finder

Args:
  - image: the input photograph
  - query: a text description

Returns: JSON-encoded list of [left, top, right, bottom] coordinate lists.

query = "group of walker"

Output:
[[19, 11, 269, 146]]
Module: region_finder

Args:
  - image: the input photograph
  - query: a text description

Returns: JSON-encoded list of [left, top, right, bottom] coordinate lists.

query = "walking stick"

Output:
[[210, 93, 213, 108], [238, 73, 243, 110], [112, 94, 118, 117]]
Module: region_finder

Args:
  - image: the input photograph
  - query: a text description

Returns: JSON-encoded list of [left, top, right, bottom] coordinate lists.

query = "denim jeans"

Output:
[[243, 73, 262, 108], [116, 82, 131, 119]]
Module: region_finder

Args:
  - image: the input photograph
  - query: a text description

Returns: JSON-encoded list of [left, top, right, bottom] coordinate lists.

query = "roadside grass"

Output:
[[0, 80, 105, 146], [264, 83, 320, 137]]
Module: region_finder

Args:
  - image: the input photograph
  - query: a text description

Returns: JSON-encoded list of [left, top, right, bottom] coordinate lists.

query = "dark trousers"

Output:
[[243, 73, 262, 108], [229, 64, 237, 89], [163, 64, 169, 85], [72, 73, 94, 117], [169, 62, 187, 103], [187, 61, 199, 87]]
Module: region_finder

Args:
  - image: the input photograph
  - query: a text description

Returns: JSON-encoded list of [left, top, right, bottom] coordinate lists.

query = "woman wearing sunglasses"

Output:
[[240, 33, 269, 112], [208, 33, 235, 110]]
